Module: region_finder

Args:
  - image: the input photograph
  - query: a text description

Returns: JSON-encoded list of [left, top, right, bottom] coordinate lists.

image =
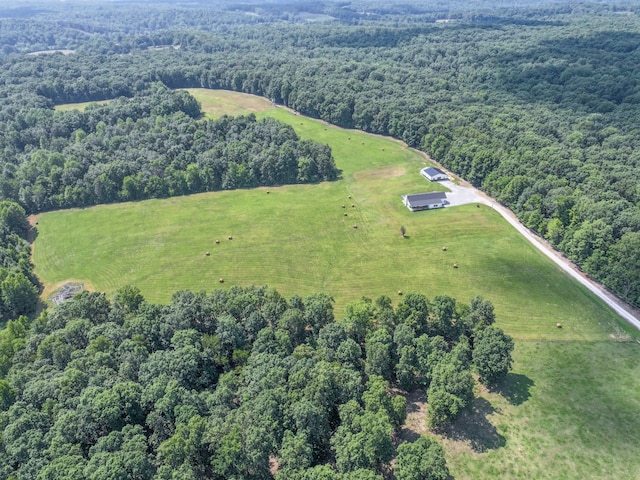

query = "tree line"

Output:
[[0, 86, 339, 213], [0, 284, 513, 479], [0, 202, 39, 328]]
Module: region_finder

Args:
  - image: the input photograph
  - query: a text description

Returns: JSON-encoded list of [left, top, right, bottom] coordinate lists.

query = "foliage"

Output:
[[0, 201, 38, 326], [0, 87, 338, 213], [0, 284, 509, 478], [395, 436, 449, 480], [427, 342, 475, 430], [472, 326, 514, 386]]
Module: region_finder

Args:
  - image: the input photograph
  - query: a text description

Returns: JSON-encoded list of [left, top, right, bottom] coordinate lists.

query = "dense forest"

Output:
[[0, 0, 639, 305], [0, 86, 338, 212], [0, 281, 512, 479]]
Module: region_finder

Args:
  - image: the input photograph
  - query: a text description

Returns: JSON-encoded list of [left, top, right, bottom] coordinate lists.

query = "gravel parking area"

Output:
[[441, 180, 489, 207]]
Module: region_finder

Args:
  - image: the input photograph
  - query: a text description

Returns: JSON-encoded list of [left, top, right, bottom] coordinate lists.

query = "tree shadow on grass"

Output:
[[442, 397, 506, 453], [398, 389, 427, 444], [493, 373, 534, 406]]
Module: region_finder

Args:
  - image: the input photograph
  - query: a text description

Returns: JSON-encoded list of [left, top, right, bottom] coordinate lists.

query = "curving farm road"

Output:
[[440, 178, 640, 331]]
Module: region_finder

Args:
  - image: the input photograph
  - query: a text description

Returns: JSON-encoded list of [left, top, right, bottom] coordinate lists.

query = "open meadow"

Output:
[[34, 90, 640, 479]]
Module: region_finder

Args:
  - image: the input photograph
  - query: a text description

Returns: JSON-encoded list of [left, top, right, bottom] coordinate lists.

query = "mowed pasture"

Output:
[[36, 90, 640, 479], [34, 93, 623, 341]]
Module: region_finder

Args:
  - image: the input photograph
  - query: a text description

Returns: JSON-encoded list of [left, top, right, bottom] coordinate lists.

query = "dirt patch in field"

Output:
[[42, 279, 96, 303]]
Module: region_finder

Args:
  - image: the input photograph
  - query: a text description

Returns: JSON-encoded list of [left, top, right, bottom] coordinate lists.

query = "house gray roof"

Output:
[[404, 192, 447, 208], [423, 167, 446, 177]]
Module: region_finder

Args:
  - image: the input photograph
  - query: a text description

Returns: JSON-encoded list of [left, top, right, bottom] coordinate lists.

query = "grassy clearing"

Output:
[[54, 100, 112, 112], [43, 91, 640, 478], [32, 136, 621, 341], [41, 93, 628, 341], [183, 88, 274, 118], [442, 340, 640, 479]]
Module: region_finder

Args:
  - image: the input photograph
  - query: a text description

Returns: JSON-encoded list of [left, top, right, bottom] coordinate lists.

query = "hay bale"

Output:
[[344, 213, 348, 217], [342, 205, 345, 208], [353, 224, 358, 229], [215, 239, 220, 244], [348, 195, 352, 199], [351, 204, 355, 208], [381, 148, 384, 151], [442, 246, 447, 251], [205, 251, 210, 256], [556, 323, 562, 329], [397, 290, 403, 296], [453, 263, 458, 269], [266, 191, 270, 194], [219, 278, 224, 283], [228, 236, 233, 240]]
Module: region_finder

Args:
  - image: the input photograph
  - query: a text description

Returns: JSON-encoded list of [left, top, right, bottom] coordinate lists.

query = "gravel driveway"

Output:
[[437, 178, 640, 331]]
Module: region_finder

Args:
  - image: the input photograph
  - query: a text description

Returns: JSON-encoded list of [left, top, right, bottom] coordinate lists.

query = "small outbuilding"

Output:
[[403, 192, 447, 211], [421, 167, 448, 181]]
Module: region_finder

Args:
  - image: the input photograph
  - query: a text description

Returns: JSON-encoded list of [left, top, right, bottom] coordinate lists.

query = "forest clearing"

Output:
[[27, 89, 640, 479]]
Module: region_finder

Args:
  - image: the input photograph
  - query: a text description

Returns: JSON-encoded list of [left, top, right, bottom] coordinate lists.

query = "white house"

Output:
[[421, 167, 448, 181], [403, 192, 447, 211]]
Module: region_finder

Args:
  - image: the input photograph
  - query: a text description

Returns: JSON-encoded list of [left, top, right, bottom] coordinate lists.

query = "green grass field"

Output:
[[54, 100, 112, 111], [38, 90, 640, 479]]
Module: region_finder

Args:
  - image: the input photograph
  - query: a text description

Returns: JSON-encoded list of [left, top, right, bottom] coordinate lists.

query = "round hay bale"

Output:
[[219, 278, 224, 283], [342, 205, 345, 208], [442, 246, 447, 251], [351, 204, 355, 208], [228, 236, 233, 240], [348, 195, 352, 199], [266, 191, 270, 194], [215, 239, 220, 244], [381, 148, 385, 151], [556, 323, 563, 329], [397, 290, 403, 296], [344, 213, 348, 217], [353, 224, 358, 229], [453, 263, 458, 269], [205, 251, 210, 256]]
